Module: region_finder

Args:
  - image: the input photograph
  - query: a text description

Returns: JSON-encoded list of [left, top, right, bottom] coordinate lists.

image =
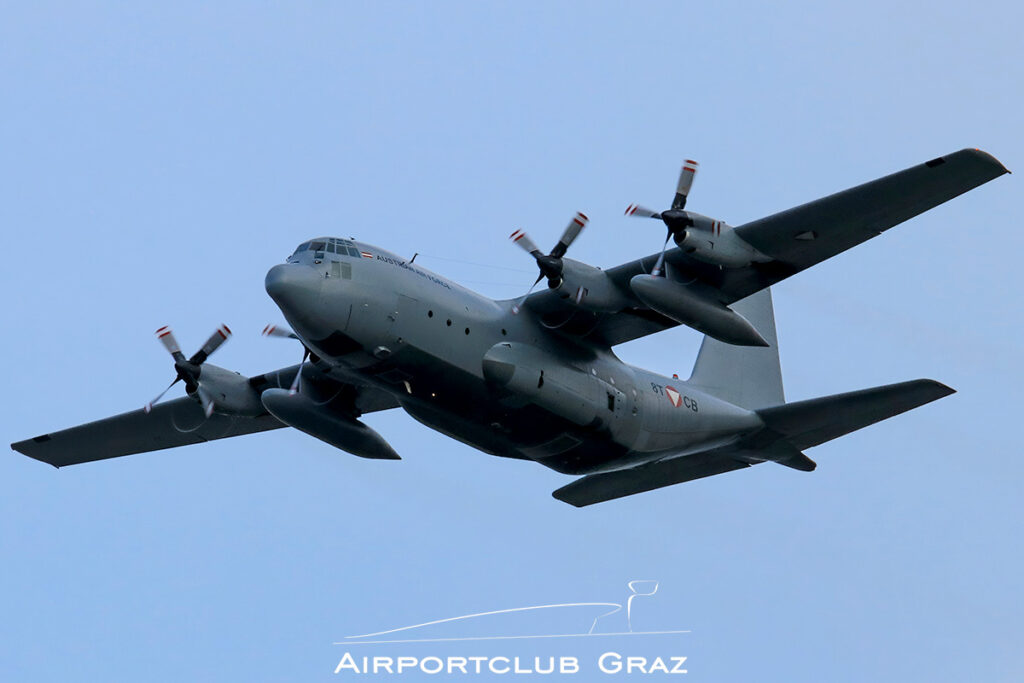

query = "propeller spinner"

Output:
[[145, 324, 232, 417]]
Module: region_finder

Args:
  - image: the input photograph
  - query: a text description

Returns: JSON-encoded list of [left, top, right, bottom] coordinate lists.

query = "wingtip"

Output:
[[963, 148, 1011, 175], [916, 379, 956, 400], [551, 488, 588, 508]]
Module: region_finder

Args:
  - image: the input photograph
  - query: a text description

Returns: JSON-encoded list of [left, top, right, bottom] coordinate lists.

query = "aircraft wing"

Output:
[[722, 148, 1009, 301], [526, 149, 1008, 347], [11, 364, 399, 468]]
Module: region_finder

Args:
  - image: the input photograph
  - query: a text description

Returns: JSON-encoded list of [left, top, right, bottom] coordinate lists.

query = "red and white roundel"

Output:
[[665, 385, 683, 408]]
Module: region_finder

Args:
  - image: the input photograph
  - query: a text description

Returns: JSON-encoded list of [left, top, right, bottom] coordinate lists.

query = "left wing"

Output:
[[11, 364, 399, 467], [524, 148, 1008, 347]]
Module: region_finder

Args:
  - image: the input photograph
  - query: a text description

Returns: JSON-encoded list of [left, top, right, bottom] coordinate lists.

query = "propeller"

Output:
[[625, 160, 699, 276], [509, 212, 588, 312], [262, 323, 307, 394], [262, 323, 299, 340], [145, 324, 232, 416]]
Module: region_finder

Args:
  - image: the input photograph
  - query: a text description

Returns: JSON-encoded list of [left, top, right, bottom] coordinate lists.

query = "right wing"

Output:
[[11, 364, 400, 468], [11, 397, 286, 468]]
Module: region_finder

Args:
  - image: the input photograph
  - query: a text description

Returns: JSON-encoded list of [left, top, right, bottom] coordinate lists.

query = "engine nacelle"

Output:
[[551, 258, 632, 312], [193, 364, 264, 417], [261, 388, 400, 459], [672, 213, 769, 268], [629, 274, 768, 347]]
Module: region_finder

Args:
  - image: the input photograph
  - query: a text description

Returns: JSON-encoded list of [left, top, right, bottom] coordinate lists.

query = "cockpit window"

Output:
[[291, 239, 360, 259]]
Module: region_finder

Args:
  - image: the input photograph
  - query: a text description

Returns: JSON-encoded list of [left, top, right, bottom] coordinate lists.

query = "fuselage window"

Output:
[[310, 241, 327, 251]]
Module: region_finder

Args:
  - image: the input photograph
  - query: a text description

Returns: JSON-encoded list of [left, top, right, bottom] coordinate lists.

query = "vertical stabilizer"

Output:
[[687, 288, 784, 410]]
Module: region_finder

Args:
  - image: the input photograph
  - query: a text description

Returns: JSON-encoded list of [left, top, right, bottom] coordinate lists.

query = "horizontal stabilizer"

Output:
[[552, 448, 750, 507], [755, 379, 954, 450]]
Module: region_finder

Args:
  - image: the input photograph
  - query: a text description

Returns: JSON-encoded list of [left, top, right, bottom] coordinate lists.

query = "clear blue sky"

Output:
[[1, 2, 1020, 681]]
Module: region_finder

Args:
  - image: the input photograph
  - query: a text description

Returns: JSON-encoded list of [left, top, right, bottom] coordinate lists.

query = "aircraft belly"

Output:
[[313, 286, 647, 475], [401, 395, 631, 474], [366, 340, 628, 474]]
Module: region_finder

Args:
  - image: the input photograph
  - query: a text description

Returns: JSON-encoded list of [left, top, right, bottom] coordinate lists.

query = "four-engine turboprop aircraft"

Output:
[[11, 149, 1009, 506]]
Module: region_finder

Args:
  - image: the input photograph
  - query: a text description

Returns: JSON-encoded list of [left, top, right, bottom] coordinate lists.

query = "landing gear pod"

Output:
[[482, 342, 610, 428]]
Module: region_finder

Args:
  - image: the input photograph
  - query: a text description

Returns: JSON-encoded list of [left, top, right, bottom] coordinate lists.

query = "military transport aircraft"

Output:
[[11, 149, 1009, 506]]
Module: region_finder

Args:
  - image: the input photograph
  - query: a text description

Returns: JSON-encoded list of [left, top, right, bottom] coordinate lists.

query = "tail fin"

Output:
[[687, 288, 784, 410]]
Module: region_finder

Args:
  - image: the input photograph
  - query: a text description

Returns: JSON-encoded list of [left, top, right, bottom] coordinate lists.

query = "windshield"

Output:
[[291, 238, 362, 258]]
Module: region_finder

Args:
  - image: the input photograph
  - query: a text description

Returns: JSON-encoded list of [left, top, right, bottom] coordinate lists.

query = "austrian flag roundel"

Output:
[[665, 385, 683, 408]]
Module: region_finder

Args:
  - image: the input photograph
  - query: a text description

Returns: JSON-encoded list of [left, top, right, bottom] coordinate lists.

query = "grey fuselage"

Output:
[[265, 239, 763, 475]]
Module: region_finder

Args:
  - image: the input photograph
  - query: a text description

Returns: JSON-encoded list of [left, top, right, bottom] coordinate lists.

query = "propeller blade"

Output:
[[190, 324, 232, 365], [262, 323, 298, 340], [289, 348, 311, 395], [509, 229, 542, 256], [651, 229, 673, 277], [550, 212, 588, 258], [511, 279, 542, 315], [624, 204, 661, 219], [155, 326, 184, 359], [671, 159, 699, 210], [196, 384, 215, 418], [144, 377, 180, 413]]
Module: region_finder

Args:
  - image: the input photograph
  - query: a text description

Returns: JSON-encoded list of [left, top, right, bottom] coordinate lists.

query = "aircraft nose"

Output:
[[265, 263, 323, 313]]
